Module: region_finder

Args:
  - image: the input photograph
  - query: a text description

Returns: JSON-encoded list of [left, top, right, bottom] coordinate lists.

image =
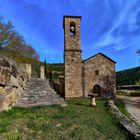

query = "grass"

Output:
[[0, 99, 132, 140], [115, 99, 131, 117], [115, 99, 140, 127]]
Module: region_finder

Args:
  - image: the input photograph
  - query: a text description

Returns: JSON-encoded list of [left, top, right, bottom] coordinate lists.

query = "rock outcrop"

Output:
[[0, 55, 65, 110], [0, 55, 30, 111]]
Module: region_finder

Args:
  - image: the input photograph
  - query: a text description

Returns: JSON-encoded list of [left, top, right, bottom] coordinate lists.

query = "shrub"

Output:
[[130, 91, 140, 97], [116, 90, 130, 96]]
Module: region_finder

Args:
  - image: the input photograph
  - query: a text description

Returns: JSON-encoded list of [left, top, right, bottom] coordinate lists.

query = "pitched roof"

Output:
[[83, 53, 116, 63]]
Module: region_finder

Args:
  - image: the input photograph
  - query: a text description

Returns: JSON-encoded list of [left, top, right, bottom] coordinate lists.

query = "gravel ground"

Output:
[[117, 96, 140, 126]]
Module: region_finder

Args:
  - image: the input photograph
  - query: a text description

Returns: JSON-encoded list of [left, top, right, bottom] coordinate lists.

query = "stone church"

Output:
[[63, 16, 116, 99]]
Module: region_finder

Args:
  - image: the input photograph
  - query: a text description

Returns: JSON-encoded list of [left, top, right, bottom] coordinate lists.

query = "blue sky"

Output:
[[0, 0, 140, 71]]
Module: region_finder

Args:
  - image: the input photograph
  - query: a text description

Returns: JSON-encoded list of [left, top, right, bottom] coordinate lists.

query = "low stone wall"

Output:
[[0, 55, 30, 111], [107, 100, 140, 140]]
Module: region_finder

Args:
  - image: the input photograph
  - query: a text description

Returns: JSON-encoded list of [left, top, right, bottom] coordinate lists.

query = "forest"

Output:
[[116, 66, 140, 86]]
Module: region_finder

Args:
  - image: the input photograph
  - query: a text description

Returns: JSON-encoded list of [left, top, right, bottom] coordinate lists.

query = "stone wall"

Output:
[[64, 16, 83, 98], [0, 55, 30, 111], [64, 51, 83, 98], [83, 54, 116, 99], [63, 16, 81, 50]]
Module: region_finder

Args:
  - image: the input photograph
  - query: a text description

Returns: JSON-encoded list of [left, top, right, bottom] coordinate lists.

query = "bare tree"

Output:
[[0, 16, 40, 60], [0, 21, 15, 48]]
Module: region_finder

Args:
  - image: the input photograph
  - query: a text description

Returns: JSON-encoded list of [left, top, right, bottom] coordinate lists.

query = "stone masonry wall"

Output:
[[65, 51, 83, 98], [64, 16, 83, 98], [0, 55, 30, 111], [64, 17, 81, 51], [83, 54, 116, 99]]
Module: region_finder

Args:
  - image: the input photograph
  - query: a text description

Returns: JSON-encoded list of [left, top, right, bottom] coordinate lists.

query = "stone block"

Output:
[[11, 65, 18, 77], [0, 56, 30, 111], [0, 87, 5, 94], [10, 75, 19, 88], [25, 64, 31, 79], [0, 87, 18, 111], [18, 76, 24, 87], [0, 67, 11, 86], [40, 65, 45, 79]]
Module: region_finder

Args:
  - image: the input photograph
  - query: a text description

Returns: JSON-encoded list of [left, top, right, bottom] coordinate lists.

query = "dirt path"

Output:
[[117, 96, 140, 126]]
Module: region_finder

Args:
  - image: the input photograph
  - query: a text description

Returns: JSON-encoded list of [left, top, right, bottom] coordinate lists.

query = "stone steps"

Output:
[[23, 90, 55, 93], [17, 78, 65, 107], [18, 94, 60, 100], [17, 101, 64, 107]]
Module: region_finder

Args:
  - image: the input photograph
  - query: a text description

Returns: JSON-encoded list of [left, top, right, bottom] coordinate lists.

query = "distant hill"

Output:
[[116, 66, 140, 86], [51, 63, 64, 73]]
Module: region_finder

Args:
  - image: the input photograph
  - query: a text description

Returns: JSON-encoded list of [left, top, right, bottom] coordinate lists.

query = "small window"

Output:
[[95, 70, 99, 76]]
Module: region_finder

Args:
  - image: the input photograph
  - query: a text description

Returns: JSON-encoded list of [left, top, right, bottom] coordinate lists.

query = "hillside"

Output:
[[0, 48, 39, 64], [116, 66, 140, 86], [51, 63, 64, 73]]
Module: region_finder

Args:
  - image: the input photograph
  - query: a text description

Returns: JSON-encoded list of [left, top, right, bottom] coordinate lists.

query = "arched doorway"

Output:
[[93, 84, 101, 97]]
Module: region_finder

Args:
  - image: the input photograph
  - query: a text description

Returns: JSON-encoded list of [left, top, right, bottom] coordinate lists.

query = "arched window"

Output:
[[70, 21, 76, 37]]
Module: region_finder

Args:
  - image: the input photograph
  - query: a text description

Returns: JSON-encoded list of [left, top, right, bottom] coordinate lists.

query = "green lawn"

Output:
[[0, 99, 131, 140], [115, 99, 131, 117]]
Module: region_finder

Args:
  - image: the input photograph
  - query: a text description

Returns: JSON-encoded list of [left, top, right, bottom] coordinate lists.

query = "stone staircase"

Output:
[[17, 78, 65, 107]]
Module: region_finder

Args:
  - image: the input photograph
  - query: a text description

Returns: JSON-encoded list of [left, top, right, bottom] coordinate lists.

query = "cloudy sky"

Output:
[[0, 0, 140, 71]]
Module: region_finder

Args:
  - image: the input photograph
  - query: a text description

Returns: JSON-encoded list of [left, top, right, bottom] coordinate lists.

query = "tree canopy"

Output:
[[0, 16, 40, 61]]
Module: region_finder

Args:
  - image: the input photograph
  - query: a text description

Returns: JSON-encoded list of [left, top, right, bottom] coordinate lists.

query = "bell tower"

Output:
[[63, 16, 83, 98]]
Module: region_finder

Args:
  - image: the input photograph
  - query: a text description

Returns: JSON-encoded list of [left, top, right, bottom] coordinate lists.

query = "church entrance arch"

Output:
[[93, 84, 101, 97]]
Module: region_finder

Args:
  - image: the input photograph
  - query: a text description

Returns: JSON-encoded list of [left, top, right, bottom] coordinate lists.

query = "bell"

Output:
[[70, 26, 75, 32]]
